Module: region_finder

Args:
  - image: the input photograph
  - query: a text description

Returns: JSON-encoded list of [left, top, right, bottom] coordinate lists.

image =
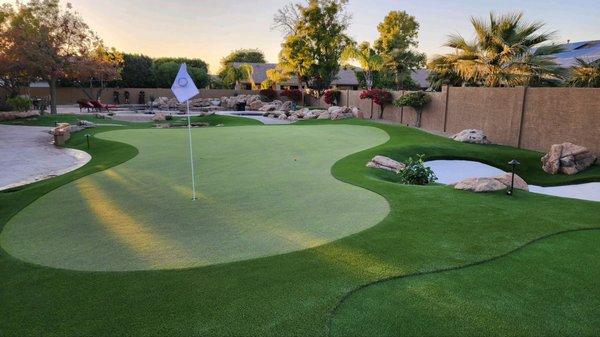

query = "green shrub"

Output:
[[7, 96, 32, 112], [394, 91, 431, 127], [397, 154, 437, 185]]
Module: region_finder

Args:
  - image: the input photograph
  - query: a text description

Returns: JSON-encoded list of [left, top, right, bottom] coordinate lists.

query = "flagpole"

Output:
[[186, 99, 197, 200]]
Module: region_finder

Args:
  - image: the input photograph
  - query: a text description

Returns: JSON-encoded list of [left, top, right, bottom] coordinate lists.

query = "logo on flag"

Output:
[[171, 63, 199, 103]]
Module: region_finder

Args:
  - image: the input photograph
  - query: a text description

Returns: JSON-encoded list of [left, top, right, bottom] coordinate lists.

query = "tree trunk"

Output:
[[379, 105, 385, 119], [369, 99, 374, 119], [415, 109, 422, 127], [365, 71, 373, 90], [49, 78, 58, 115]]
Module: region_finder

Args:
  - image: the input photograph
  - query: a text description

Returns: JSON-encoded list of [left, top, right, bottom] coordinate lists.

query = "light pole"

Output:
[[507, 159, 520, 195], [85, 134, 91, 149]]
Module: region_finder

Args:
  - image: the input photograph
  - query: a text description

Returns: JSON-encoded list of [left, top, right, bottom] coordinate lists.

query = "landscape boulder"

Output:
[[451, 129, 491, 144], [152, 112, 166, 122], [248, 100, 265, 110], [454, 177, 506, 192], [541, 142, 596, 175], [454, 172, 529, 192], [77, 120, 96, 128], [366, 155, 406, 173]]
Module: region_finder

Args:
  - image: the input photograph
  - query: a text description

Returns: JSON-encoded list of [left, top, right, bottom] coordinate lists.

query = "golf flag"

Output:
[[171, 63, 199, 103], [171, 63, 199, 200]]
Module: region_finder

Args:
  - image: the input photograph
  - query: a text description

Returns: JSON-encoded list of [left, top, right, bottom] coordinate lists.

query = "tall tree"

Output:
[[70, 46, 123, 100], [567, 58, 600, 87], [263, 66, 290, 89], [220, 49, 266, 68], [121, 54, 155, 88], [2, 0, 120, 114], [341, 42, 384, 89], [428, 12, 564, 87], [0, 3, 30, 98], [275, 0, 352, 94], [374, 10, 426, 89]]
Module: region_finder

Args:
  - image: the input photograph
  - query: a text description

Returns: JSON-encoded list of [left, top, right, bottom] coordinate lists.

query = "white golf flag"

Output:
[[171, 63, 199, 103]]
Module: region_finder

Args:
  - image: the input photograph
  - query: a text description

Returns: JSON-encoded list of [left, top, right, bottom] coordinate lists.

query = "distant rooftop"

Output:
[[548, 40, 600, 67], [232, 62, 429, 88]]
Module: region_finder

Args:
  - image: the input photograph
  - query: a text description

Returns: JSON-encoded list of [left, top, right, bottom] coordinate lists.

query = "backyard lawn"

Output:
[[1, 116, 599, 336]]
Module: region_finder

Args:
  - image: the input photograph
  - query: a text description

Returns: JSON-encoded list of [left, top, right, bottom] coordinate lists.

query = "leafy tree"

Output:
[[121, 54, 155, 87], [394, 91, 431, 127], [374, 11, 426, 89], [276, 0, 352, 94], [70, 45, 123, 100], [1, 0, 120, 114], [567, 58, 600, 87], [360, 89, 393, 119], [219, 64, 254, 89], [155, 57, 208, 72], [341, 42, 383, 89], [220, 49, 265, 68], [428, 12, 564, 87], [0, 3, 30, 98], [154, 61, 208, 88], [263, 67, 290, 89]]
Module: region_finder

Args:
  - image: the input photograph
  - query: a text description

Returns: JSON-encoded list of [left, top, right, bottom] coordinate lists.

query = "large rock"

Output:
[[454, 177, 507, 192], [280, 100, 293, 112], [541, 142, 596, 175], [152, 112, 166, 122], [366, 155, 406, 173], [492, 173, 529, 191], [248, 100, 265, 110], [451, 129, 491, 144]]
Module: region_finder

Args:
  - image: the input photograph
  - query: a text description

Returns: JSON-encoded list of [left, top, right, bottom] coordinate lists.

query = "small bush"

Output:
[[323, 89, 341, 105], [7, 96, 32, 112], [280, 89, 302, 102], [397, 154, 437, 185], [394, 91, 431, 127], [259, 88, 277, 102], [359, 89, 392, 118]]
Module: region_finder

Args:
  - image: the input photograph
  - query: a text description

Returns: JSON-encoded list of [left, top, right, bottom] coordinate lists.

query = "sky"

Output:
[[7, 0, 600, 73]]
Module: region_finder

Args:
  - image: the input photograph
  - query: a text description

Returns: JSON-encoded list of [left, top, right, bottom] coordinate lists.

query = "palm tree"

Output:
[[223, 63, 255, 90], [567, 58, 600, 87], [428, 12, 564, 87], [341, 42, 384, 89]]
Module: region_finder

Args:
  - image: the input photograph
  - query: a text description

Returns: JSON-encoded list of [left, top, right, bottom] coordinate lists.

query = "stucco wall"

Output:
[[341, 86, 599, 154]]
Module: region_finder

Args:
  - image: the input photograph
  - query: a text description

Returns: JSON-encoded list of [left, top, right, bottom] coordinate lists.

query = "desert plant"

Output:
[[397, 154, 437, 185], [394, 91, 431, 127], [323, 89, 341, 105], [428, 12, 563, 87], [567, 58, 600, 87], [7, 96, 32, 112], [280, 89, 302, 102], [259, 88, 277, 102], [359, 89, 392, 119]]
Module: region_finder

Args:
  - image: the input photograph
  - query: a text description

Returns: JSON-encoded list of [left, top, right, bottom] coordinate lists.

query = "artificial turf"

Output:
[[1, 125, 389, 271], [0, 117, 599, 336]]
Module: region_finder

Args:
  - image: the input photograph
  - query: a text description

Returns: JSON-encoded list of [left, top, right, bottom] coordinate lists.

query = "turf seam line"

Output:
[[325, 226, 600, 337]]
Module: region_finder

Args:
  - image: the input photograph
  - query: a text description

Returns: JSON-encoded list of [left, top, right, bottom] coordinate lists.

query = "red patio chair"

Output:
[[77, 99, 95, 113], [90, 100, 117, 112]]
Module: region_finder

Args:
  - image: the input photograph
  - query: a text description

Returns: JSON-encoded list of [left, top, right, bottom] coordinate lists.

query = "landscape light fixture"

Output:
[[507, 159, 520, 195], [85, 134, 91, 149]]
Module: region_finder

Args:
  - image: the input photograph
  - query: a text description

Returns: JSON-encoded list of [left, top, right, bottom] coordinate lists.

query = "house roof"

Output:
[[232, 62, 429, 88], [547, 40, 600, 67]]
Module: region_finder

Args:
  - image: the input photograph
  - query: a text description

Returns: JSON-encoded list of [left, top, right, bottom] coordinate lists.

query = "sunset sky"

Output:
[[8, 0, 600, 73]]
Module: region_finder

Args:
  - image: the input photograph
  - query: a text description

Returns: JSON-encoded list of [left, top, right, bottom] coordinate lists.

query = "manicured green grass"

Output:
[[0, 118, 598, 336], [1, 125, 389, 271]]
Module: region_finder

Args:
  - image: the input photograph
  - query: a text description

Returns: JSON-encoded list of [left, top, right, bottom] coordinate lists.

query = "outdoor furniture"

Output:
[[77, 99, 95, 113], [89, 100, 116, 112]]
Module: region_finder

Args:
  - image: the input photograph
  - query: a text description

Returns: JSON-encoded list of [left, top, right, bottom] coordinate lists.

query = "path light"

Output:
[[85, 134, 91, 149], [507, 159, 520, 195]]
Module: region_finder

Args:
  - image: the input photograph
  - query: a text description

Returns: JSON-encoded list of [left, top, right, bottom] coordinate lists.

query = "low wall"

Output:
[[21, 87, 259, 105], [334, 86, 600, 155]]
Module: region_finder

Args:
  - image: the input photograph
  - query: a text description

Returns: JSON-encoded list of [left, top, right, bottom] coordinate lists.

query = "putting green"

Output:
[[0, 125, 389, 271]]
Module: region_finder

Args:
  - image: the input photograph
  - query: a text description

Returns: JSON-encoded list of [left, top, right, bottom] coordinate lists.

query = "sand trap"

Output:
[[425, 160, 600, 202], [0, 125, 91, 191]]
